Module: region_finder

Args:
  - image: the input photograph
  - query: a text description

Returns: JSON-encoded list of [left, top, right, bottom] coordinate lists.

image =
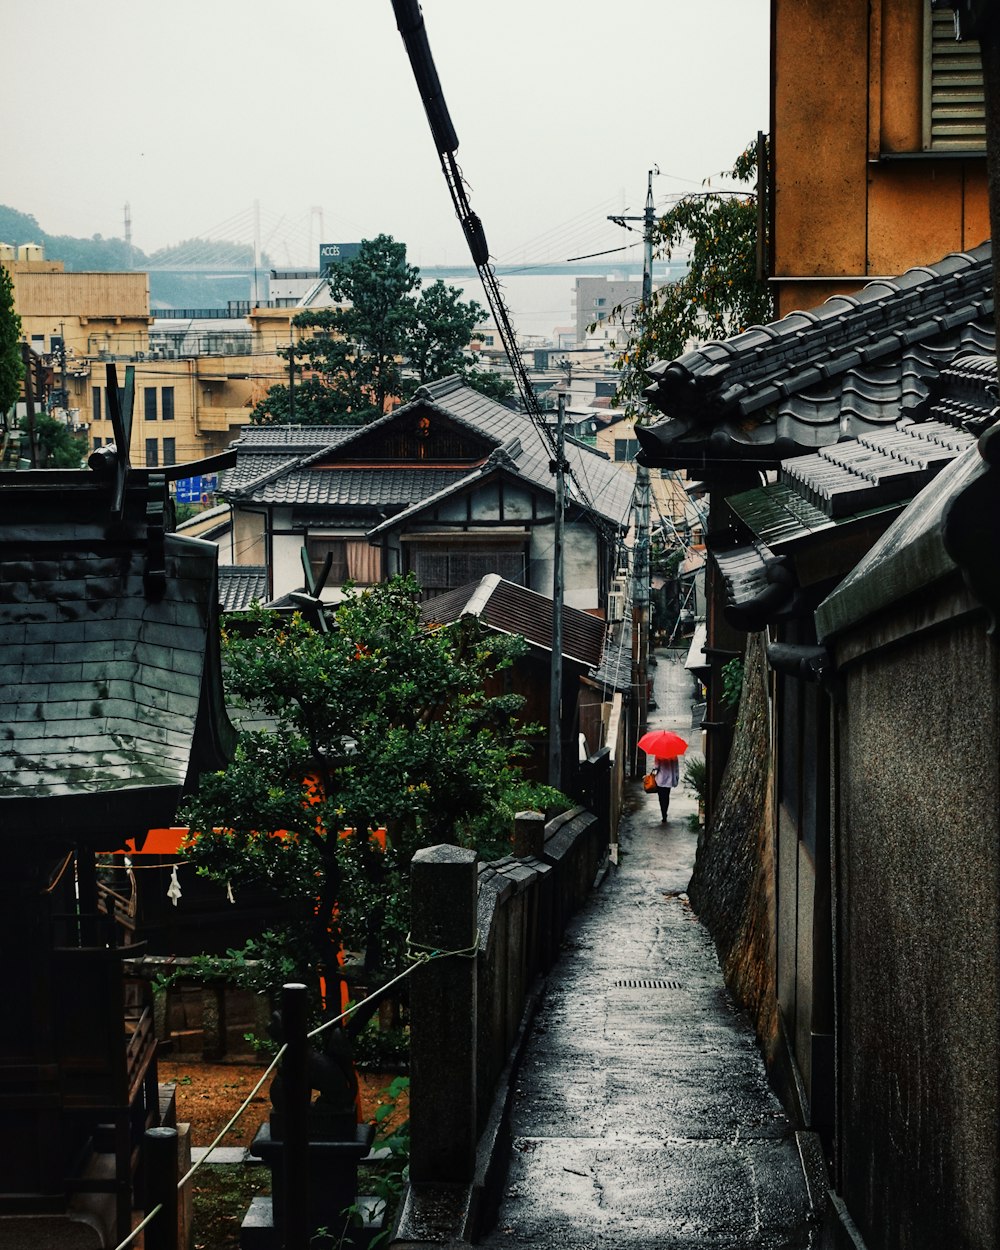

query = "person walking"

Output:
[[653, 755, 679, 822]]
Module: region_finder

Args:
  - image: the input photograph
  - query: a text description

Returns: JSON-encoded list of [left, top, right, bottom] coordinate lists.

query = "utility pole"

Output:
[[59, 320, 67, 412], [288, 340, 296, 423], [548, 391, 567, 790], [608, 172, 656, 771]]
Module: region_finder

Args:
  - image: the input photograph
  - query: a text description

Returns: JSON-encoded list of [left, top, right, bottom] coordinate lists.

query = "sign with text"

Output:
[[175, 474, 218, 504], [319, 242, 362, 275]]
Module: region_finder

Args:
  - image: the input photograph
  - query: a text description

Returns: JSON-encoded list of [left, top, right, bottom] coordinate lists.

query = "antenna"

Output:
[[124, 202, 133, 270]]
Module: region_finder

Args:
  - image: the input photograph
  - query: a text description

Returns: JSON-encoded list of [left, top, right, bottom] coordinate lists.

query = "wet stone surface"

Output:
[[478, 652, 818, 1248]]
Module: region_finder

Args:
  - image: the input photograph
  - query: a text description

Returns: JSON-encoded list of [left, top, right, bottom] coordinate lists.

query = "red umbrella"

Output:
[[637, 729, 688, 758]]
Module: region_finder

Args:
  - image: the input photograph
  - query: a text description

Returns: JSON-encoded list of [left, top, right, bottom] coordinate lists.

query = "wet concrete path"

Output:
[[479, 650, 819, 1249]]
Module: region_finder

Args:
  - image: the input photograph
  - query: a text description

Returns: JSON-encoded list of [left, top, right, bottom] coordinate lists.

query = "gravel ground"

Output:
[[157, 1058, 408, 1148]]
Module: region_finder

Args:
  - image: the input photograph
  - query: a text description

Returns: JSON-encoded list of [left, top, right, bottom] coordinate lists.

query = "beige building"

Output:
[[3, 249, 291, 468]]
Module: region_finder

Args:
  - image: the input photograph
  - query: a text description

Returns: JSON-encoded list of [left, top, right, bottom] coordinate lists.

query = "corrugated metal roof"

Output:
[[420, 574, 606, 670]]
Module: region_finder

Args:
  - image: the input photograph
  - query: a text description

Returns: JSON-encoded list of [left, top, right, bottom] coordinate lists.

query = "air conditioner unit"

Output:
[[607, 590, 625, 622], [611, 577, 627, 599]]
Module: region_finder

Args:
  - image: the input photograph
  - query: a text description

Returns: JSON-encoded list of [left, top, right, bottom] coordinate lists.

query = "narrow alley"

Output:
[[479, 650, 821, 1249]]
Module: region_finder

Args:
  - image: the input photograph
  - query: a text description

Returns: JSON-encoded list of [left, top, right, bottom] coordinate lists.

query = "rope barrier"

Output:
[[111, 1203, 162, 1250], [176, 1043, 288, 1188], [107, 936, 481, 1248], [404, 930, 481, 961]]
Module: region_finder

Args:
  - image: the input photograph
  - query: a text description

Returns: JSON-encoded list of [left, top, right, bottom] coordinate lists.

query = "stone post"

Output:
[[409, 845, 478, 1184], [280, 982, 310, 1250], [512, 809, 545, 858], [143, 1126, 177, 1250]]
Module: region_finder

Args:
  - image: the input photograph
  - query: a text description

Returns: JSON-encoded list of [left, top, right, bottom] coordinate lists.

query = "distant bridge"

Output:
[[143, 259, 687, 281]]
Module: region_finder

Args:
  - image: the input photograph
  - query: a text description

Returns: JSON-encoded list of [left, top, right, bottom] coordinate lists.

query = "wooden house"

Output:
[[0, 406, 235, 1245], [220, 376, 634, 616]]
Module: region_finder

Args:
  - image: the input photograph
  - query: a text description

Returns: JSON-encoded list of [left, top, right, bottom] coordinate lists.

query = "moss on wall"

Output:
[[688, 631, 779, 1057]]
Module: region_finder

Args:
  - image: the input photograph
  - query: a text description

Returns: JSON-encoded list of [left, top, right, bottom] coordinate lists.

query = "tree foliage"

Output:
[[607, 139, 773, 418], [250, 235, 498, 424], [19, 413, 88, 467], [180, 576, 542, 1024], [0, 264, 22, 422]]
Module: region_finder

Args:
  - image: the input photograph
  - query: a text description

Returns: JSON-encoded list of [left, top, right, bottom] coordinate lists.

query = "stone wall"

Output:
[[397, 806, 606, 1245], [687, 632, 779, 1057], [836, 615, 1000, 1250]]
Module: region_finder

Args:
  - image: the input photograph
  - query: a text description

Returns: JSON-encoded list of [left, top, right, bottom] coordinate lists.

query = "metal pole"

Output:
[[288, 341, 295, 423], [548, 391, 566, 789], [281, 982, 310, 1250], [632, 172, 654, 765]]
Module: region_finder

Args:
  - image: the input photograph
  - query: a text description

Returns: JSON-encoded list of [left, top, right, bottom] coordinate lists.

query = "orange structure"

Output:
[[771, 0, 989, 316]]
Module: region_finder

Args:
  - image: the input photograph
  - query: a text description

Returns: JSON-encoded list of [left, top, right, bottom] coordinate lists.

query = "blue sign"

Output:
[[319, 242, 362, 274], [175, 474, 217, 504]]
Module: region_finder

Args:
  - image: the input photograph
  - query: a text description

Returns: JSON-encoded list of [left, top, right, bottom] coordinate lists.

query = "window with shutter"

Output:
[[923, 3, 985, 151], [413, 546, 526, 592]]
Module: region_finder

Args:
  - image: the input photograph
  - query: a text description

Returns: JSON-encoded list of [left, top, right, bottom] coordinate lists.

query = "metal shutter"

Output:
[[924, 5, 986, 151]]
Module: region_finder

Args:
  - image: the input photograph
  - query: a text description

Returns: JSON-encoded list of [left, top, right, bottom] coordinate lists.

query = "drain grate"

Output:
[[613, 978, 683, 989]]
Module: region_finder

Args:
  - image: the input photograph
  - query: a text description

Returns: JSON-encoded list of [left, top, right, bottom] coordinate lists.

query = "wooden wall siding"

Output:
[[771, 0, 989, 318], [338, 409, 490, 463], [426, 477, 538, 525]]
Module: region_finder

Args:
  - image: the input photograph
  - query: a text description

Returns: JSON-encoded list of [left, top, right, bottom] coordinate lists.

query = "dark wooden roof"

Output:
[[0, 471, 235, 844], [637, 243, 995, 471], [419, 574, 606, 670]]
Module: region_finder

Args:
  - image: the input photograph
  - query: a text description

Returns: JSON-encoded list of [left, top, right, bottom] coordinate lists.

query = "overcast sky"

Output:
[[7, 1, 770, 270]]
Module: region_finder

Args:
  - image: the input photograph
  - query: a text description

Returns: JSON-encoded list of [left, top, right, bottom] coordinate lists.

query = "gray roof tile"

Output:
[[638, 244, 995, 468], [226, 377, 633, 530], [218, 565, 268, 612], [717, 354, 999, 629], [0, 476, 235, 840]]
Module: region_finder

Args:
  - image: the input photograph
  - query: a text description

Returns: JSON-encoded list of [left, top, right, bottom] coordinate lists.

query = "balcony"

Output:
[[196, 406, 253, 432]]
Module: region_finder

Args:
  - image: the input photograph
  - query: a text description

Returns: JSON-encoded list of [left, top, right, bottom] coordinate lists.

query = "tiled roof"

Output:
[[218, 452, 296, 493], [218, 565, 268, 612], [232, 377, 633, 530], [0, 475, 235, 841], [420, 574, 606, 670], [816, 354, 1000, 641], [242, 466, 468, 508], [713, 355, 996, 631], [234, 425, 359, 451], [218, 425, 360, 495], [637, 243, 995, 468]]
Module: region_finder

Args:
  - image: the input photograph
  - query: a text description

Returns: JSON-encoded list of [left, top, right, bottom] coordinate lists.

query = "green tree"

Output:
[[179, 576, 537, 1025], [251, 237, 499, 424], [608, 139, 773, 417], [406, 279, 485, 385], [19, 413, 87, 467], [459, 366, 515, 404], [324, 233, 419, 418], [0, 264, 22, 425]]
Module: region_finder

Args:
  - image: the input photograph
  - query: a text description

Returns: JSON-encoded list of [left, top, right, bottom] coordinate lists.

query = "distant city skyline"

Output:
[[7, 1, 769, 271]]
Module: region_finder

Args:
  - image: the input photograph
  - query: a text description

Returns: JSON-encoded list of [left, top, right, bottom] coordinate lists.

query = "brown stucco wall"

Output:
[[771, 0, 989, 318], [836, 614, 1000, 1250]]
